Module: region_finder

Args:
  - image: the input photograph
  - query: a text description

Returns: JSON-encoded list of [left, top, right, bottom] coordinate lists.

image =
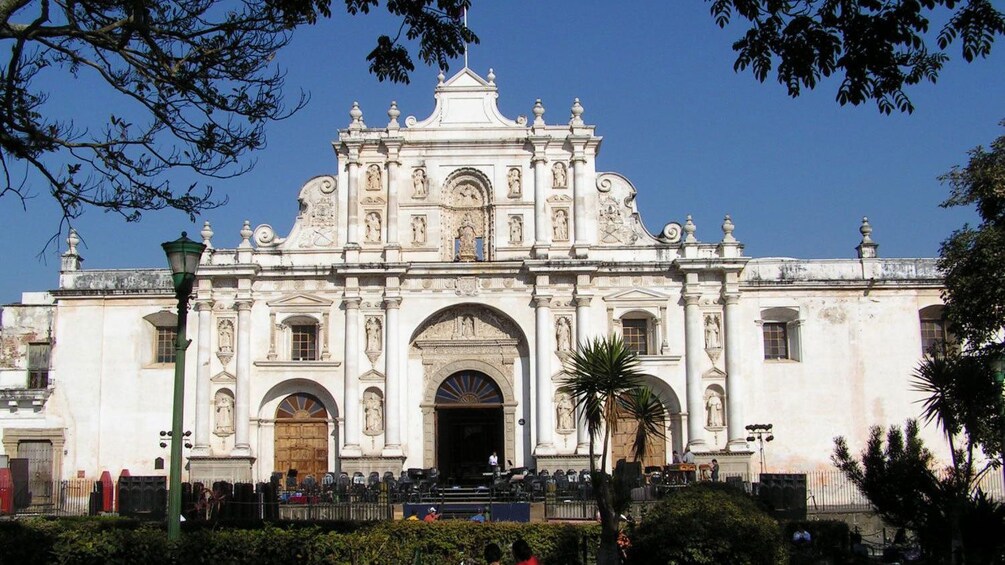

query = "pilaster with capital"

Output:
[[534, 294, 556, 454], [382, 296, 403, 456], [530, 138, 550, 257], [723, 292, 747, 450], [345, 144, 362, 246], [342, 296, 362, 456], [192, 300, 213, 455], [570, 137, 590, 256], [683, 293, 706, 448], [573, 293, 592, 451], [233, 300, 252, 455], [385, 140, 402, 252]]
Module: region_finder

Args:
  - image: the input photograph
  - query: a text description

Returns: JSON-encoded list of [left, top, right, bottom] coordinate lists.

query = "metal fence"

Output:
[[14, 479, 95, 516]]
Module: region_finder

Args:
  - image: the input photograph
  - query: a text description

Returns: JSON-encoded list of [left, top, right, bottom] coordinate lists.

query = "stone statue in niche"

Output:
[[363, 390, 383, 434], [365, 212, 382, 243], [706, 391, 724, 428], [553, 209, 569, 241], [556, 316, 572, 352], [556, 392, 575, 431], [462, 311, 478, 333], [457, 215, 477, 261], [217, 319, 234, 353], [552, 162, 568, 188], [365, 317, 382, 353], [214, 391, 234, 435], [411, 216, 426, 245], [366, 164, 382, 191], [412, 168, 427, 198], [508, 216, 523, 245], [507, 167, 522, 197], [704, 314, 721, 349]]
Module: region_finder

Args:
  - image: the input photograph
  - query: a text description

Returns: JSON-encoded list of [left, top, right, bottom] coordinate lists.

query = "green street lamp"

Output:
[[993, 354, 1005, 490], [161, 232, 205, 541]]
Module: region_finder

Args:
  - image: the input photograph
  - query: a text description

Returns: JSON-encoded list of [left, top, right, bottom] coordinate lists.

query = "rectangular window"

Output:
[[920, 319, 946, 354], [763, 322, 789, 360], [156, 328, 177, 363], [291, 325, 318, 361], [27, 343, 51, 389], [622, 319, 649, 355]]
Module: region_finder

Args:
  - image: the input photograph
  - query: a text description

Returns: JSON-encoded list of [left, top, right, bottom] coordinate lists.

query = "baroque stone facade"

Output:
[[0, 69, 947, 485]]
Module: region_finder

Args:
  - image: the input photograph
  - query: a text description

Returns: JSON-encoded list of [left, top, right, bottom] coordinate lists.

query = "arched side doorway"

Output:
[[435, 371, 504, 484], [274, 393, 329, 481], [610, 377, 682, 470]]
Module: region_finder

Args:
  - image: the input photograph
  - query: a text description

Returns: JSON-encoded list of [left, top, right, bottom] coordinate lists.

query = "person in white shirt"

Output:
[[682, 448, 695, 464], [488, 451, 499, 474]]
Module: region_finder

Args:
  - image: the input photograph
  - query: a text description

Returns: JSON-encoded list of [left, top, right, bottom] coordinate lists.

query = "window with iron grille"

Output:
[[27, 343, 51, 388], [622, 319, 649, 355], [156, 328, 177, 363], [291, 324, 318, 361], [762, 322, 789, 360]]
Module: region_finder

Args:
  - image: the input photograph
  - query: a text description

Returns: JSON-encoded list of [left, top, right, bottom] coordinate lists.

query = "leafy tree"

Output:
[[0, 0, 475, 227], [709, 0, 1005, 114], [834, 353, 1005, 563], [939, 122, 1005, 355], [560, 335, 666, 565]]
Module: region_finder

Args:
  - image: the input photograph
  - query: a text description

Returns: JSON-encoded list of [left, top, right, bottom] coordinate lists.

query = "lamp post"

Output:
[[745, 423, 774, 475], [992, 354, 1005, 490], [161, 232, 205, 541]]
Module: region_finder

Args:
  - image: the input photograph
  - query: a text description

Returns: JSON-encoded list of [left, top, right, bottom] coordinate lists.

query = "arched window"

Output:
[[759, 307, 802, 361], [919, 305, 952, 355], [620, 311, 658, 355], [284, 315, 320, 361]]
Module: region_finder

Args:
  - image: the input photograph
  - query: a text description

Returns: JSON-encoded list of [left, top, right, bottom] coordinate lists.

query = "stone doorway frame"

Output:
[[420, 358, 518, 471]]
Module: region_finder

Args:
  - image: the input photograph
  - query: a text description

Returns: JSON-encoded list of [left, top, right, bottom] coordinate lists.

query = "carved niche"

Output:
[[441, 168, 493, 261]]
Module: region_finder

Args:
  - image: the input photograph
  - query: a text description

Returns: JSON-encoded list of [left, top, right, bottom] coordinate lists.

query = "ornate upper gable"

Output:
[[405, 68, 525, 129]]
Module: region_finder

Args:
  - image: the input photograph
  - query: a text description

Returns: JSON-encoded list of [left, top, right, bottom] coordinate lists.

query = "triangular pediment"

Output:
[[603, 288, 673, 303], [267, 293, 333, 308], [211, 371, 236, 384], [443, 68, 491, 88]]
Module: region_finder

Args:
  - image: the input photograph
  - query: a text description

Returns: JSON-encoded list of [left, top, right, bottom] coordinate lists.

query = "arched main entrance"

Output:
[[274, 393, 329, 481], [435, 371, 504, 484]]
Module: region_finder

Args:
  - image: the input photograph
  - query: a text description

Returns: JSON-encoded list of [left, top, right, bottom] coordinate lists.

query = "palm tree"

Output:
[[560, 335, 666, 565]]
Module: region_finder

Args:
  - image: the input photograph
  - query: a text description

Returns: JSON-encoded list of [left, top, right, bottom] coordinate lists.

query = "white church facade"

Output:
[[0, 68, 947, 486]]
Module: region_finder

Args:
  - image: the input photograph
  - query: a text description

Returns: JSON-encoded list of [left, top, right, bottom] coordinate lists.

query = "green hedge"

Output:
[[0, 518, 599, 565], [628, 483, 788, 564]]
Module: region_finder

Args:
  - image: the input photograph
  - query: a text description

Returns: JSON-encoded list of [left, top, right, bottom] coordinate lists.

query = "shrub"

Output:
[[0, 518, 600, 565], [629, 483, 787, 564]]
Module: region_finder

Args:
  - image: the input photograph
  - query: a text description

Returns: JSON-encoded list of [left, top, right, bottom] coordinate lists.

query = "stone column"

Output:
[[534, 294, 556, 454], [683, 294, 706, 448], [386, 156, 400, 246], [346, 149, 361, 246], [192, 301, 213, 455], [724, 293, 747, 450], [233, 301, 252, 455], [571, 149, 588, 253], [382, 297, 403, 456], [531, 147, 549, 256], [342, 297, 362, 455], [574, 294, 591, 451]]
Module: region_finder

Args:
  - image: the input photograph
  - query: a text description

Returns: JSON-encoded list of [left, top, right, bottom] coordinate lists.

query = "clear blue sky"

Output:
[[1, 2, 1002, 304]]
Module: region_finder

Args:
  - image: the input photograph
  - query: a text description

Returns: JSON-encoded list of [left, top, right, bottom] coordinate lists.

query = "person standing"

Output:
[[512, 539, 540, 565], [483, 543, 503, 565], [488, 451, 499, 474], [710, 458, 720, 481], [682, 447, 695, 464]]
